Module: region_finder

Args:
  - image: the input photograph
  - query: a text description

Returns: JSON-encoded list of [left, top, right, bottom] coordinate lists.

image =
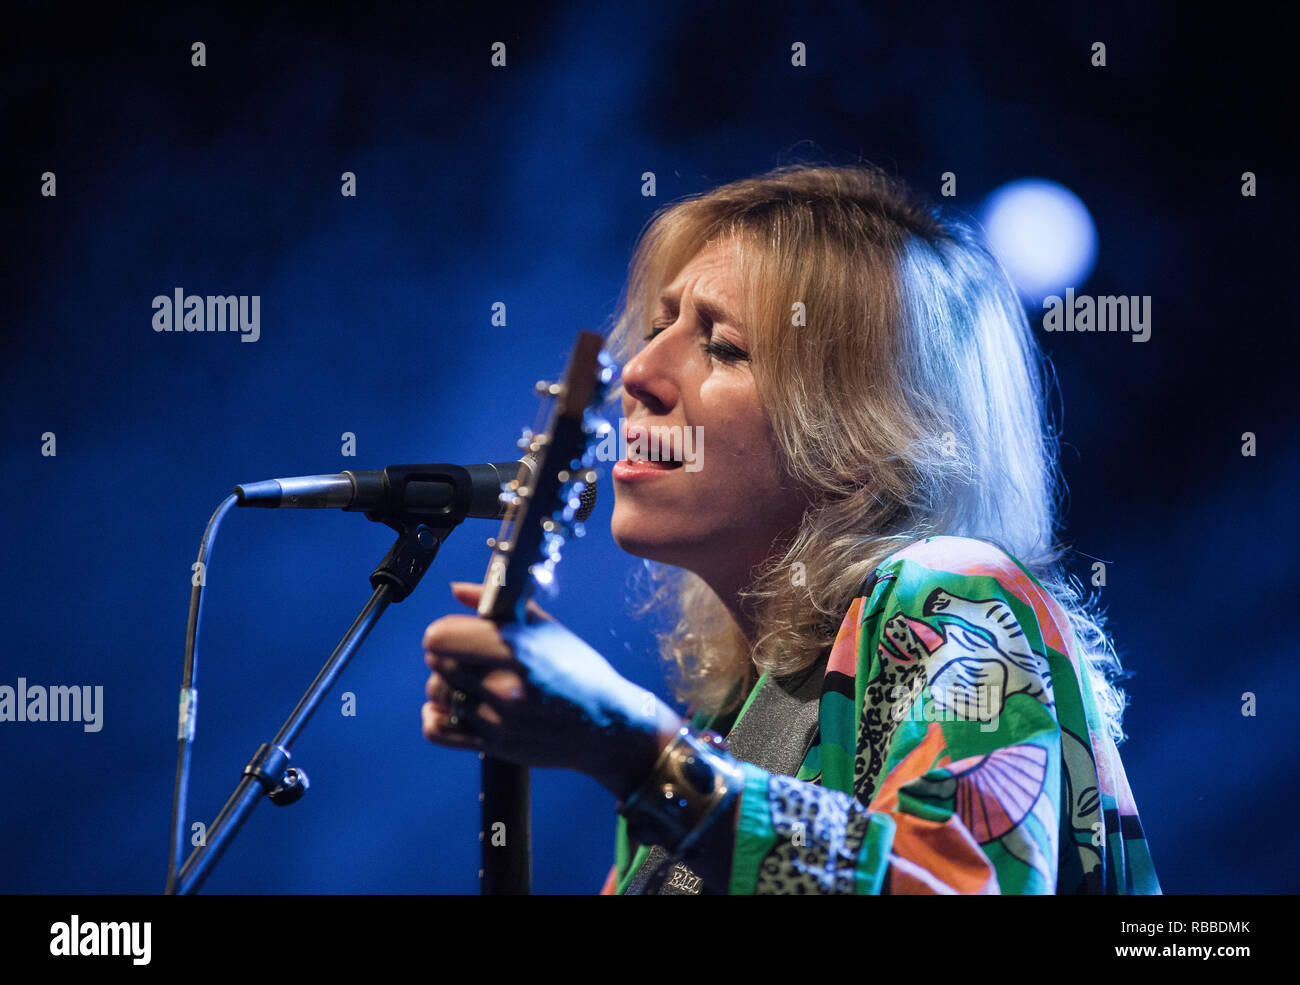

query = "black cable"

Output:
[[164, 493, 238, 895]]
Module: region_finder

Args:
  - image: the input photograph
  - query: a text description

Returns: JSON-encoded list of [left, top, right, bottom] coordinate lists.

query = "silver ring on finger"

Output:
[[449, 689, 469, 728]]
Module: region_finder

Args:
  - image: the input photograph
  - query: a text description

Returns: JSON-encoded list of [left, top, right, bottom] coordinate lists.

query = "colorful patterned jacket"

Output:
[[604, 535, 1161, 894]]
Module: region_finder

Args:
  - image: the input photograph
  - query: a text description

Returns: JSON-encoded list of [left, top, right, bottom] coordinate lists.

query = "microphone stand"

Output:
[[171, 517, 445, 895]]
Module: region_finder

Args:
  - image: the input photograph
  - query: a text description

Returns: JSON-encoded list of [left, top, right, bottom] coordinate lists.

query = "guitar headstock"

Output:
[[478, 331, 615, 623]]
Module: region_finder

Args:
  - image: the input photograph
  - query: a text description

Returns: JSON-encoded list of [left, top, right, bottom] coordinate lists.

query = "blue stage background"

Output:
[[2, 2, 1295, 893]]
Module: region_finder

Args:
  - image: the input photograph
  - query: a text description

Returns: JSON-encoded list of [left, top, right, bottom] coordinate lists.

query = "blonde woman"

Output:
[[421, 163, 1161, 895]]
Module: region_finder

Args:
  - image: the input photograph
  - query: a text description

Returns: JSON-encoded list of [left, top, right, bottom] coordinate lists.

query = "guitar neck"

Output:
[[480, 757, 531, 894], [479, 518, 532, 895], [474, 330, 608, 896]]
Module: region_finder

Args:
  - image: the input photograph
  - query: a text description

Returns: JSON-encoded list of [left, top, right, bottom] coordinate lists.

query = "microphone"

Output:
[[234, 459, 598, 523]]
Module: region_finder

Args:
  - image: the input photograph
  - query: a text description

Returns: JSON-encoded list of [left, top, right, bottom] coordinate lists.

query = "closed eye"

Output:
[[644, 318, 749, 364], [703, 338, 749, 363], [643, 321, 670, 343]]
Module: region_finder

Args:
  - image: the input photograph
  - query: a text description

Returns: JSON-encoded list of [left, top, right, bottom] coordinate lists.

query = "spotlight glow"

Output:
[[981, 179, 1097, 304]]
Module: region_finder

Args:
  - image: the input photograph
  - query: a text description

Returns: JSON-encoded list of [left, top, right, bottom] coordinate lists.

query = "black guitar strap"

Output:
[[622, 649, 829, 895]]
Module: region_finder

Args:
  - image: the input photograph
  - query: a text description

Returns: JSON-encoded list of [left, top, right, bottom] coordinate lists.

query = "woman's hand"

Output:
[[421, 581, 682, 800]]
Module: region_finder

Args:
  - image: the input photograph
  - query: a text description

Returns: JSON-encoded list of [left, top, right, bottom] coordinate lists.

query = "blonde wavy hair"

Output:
[[603, 163, 1131, 744]]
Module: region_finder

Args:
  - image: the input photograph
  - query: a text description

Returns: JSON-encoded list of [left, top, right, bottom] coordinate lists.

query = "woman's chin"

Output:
[[610, 530, 667, 563], [611, 521, 688, 567]]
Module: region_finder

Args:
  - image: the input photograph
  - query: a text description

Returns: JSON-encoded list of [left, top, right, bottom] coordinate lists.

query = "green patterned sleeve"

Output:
[[724, 535, 1159, 894]]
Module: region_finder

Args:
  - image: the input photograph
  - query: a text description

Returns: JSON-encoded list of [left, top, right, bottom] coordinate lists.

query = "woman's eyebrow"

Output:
[[654, 291, 679, 314], [656, 291, 741, 329]]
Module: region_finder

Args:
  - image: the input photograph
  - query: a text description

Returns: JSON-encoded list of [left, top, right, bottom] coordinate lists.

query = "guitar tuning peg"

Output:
[[534, 380, 566, 397]]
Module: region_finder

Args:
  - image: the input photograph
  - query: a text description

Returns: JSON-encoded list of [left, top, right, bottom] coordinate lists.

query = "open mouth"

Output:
[[619, 423, 697, 474], [623, 457, 683, 469]]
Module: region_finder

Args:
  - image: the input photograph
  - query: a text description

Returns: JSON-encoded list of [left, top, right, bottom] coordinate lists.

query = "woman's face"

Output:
[[609, 238, 810, 588]]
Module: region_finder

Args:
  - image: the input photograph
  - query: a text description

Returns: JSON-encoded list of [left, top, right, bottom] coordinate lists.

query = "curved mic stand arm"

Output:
[[169, 518, 445, 895]]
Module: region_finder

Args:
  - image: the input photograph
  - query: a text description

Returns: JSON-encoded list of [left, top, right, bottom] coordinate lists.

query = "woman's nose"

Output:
[[621, 334, 681, 416]]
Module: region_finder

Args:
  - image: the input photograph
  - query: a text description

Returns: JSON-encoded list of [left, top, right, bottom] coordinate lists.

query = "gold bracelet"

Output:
[[617, 726, 746, 856]]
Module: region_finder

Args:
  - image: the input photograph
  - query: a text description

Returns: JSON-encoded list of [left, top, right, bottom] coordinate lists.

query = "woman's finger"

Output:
[[434, 679, 484, 727], [450, 581, 554, 625], [421, 701, 486, 750], [428, 658, 523, 711], [427, 659, 483, 705], [449, 581, 483, 609], [425, 671, 458, 707], [422, 614, 514, 664]]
